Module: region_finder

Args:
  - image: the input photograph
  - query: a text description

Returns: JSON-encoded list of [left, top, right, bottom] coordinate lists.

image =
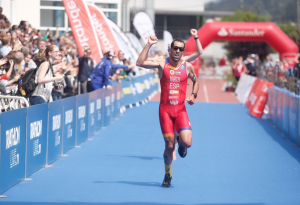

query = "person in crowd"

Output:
[[0, 36, 11, 57], [294, 55, 300, 79], [30, 45, 64, 105], [90, 50, 134, 91], [78, 48, 94, 94], [34, 39, 46, 54], [245, 56, 256, 76]]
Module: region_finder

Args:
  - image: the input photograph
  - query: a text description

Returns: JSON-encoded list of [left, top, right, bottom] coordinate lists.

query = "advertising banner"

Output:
[[62, 0, 102, 62], [271, 87, 278, 125], [282, 90, 290, 137], [246, 79, 273, 119], [94, 89, 104, 130], [89, 90, 97, 137], [267, 87, 274, 122], [87, 4, 120, 55], [0, 108, 26, 194], [103, 88, 112, 127], [114, 83, 122, 118], [288, 93, 298, 144], [76, 93, 89, 145], [48, 101, 63, 165], [111, 87, 116, 120], [275, 87, 283, 131], [26, 104, 48, 177], [63, 96, 76, 154]]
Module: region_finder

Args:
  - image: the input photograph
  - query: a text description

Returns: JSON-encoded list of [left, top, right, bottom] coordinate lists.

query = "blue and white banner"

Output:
[[282, 90, 290, 137], [0, 108, 27, 194], [288, 93, 298, 144], [48, 100, 63, 164], [63, 96, 76, 154], [94, 89, 104, 130], [103, 89, 112, 127], [26, 103, 48, 177], [121, 73, 159, 107], [76, 93, 89, 145], [89, 91, 98, 137]]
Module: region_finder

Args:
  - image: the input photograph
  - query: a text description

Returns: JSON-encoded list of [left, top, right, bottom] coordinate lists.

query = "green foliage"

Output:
[[278, 23, 297, 37], [222, 10, 269, 22], [205, 0, 297, 23]]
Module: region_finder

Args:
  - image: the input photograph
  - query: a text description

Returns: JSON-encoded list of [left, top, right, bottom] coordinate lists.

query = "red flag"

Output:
[[87, 4, 120, 54], [62, 0, 102, 63]]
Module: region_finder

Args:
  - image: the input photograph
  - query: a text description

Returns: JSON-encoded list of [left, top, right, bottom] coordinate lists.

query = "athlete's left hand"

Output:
[[186, 95, 195, 105], [190, 29, 198, 38]]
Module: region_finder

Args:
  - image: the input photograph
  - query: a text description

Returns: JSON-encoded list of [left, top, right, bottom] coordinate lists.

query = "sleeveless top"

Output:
[[32, 61, 54, 102], [160, 58, 188, 111]]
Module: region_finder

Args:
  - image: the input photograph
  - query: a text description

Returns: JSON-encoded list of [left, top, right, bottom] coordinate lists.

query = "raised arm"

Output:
[[186, 62, 199, 105], [183, 29, 203, 63], [136, 36, 162, 69]]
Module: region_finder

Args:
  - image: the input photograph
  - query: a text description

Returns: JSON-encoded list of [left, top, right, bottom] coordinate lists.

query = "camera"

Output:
[[54, 82, 63, 89]]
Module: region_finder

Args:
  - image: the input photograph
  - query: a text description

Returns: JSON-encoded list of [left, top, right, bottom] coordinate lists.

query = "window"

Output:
[[95, 3, 117, 9], [104, 12, 118, 24], [40, 9, 65, 27], [40, 1, 63, 6]]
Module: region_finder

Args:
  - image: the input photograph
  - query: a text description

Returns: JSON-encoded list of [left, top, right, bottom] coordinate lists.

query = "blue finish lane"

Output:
[[1, 102, 300, 205]]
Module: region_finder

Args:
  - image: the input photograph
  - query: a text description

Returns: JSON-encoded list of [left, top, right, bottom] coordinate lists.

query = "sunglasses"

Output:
[[172, 46, 184, 52]]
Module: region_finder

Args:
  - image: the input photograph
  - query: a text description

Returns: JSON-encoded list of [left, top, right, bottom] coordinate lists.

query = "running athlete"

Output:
[[136, 34, 200, 188]]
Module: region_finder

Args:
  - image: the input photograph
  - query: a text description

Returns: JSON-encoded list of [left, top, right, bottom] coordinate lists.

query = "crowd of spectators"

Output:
[[229, 52, 300, 92], [0, 7, 142, 107]]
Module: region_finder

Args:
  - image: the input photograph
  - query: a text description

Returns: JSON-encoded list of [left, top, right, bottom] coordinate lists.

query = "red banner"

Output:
[[88, 4, 120, 54], [245, 79, 273, 118], [62, 0, 102, 63]]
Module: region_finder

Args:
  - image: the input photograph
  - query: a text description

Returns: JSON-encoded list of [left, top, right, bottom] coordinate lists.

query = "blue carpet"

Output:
[[1, 102, 300, 205]]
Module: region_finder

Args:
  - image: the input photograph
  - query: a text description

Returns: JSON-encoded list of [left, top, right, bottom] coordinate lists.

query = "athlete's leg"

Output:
[[175, 109, 192, 157], [159, 106, 175, 187]]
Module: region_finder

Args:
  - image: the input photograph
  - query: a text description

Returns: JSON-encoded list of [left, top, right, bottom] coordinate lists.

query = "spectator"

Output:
[[34, 39, 46, 54], [14, 51, 24, 75], [245, 57, 256, 76], [78, 48, 94, 94], [90, 50, 133, 91], [30, 45, 64, 105], [294, 55, 300, 79], [0, 36, 11, 57]]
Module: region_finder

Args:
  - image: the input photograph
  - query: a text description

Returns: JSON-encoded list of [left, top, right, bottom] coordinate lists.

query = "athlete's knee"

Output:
[[179, 132, 192, 148], [165, 140, 175, 152]]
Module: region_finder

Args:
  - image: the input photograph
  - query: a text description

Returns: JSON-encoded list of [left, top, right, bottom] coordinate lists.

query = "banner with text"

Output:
[[62, 0, 102, 62]]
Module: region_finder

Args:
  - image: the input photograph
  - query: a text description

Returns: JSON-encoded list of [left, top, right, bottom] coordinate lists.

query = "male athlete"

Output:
[[136, 32, 200, 187]]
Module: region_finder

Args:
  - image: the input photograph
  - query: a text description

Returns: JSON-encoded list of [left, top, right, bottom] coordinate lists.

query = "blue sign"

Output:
[[268, 88, 274, 122], [272, 88, 277, 126], [0, 108, 27, 194], [89, 91, 97, 137], [76, 93, 89, 145], [114, 83, 122, 119], [26, 103, 48, 177], [94, 89, 104, 131], [282, 90, 289, 137], [48, 100, 63, 165], [63, 96, 76, 154], [111, 87, 116, 120], [275, 88, 283, 131], [103, 89, 112, 127], [289, 93, 298, 144]]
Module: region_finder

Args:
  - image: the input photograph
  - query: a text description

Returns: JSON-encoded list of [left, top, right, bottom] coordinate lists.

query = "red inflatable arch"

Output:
[[185, 22, 298, 64]]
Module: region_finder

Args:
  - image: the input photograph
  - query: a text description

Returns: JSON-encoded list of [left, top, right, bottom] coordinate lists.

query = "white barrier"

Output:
[[235, 73, 257, 104]]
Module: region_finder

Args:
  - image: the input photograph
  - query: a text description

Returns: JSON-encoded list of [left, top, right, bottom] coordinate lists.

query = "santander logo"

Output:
[[218, 27, 265, 37], [218, 27, 228, 37]]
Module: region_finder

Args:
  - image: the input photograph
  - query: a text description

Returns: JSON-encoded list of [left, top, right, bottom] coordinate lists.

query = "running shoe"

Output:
[[162, 174, 172, 188], [177, 136, 187, 158]]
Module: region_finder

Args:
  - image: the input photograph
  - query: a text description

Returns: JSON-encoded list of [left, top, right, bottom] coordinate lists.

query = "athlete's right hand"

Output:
[[190, 29, 198, 38], [148, 36, 158, 45]]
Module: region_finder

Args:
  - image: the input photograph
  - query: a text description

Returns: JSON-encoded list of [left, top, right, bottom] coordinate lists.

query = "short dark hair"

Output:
[[171, 38, 185, 49]]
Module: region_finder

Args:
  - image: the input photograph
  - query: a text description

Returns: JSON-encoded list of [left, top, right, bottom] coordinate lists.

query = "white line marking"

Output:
[[202, 79, 209, 103]]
